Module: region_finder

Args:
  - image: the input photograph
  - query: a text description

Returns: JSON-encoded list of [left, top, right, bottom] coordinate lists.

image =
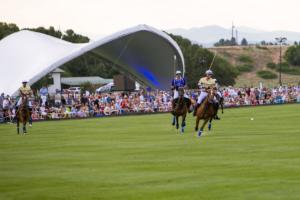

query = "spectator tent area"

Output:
[[0, 24, 185, 95]]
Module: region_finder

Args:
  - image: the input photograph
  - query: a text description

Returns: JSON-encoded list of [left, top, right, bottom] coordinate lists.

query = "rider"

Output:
[[193, 70, 222, 119], [171, 70, 192, 114], [16, 80, 33, 125]]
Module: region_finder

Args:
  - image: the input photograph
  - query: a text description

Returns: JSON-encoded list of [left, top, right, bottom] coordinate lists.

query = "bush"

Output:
[[255, 45, 268, 50], [280, 66, 300, 75], [266, 62, 277, 69], [236, 64, 254, 72], [257, 70, 278, 79], [274, 62, 300, 75], [238, 55, 253, 63]]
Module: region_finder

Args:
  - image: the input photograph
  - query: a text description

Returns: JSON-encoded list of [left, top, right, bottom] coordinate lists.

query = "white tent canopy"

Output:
[[0, 24, 185, 95]]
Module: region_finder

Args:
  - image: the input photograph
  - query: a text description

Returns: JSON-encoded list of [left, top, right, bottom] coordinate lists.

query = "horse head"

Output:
[[178, 87, 185, 97], [20, 96, 28, 108], [207, 88, 217, 104]]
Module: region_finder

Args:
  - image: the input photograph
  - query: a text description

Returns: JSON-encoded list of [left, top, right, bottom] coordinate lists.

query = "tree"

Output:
[[285, 45, 300, 66], [25, 26, 63, 39], [230, 37, 237, 46], [241, 38, 248, 46], [62, 29, 89, 43], [0, 22, 19, 40]]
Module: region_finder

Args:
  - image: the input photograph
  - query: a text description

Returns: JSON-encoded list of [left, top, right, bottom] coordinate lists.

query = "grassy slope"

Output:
[[0, 104, 300, 200], [210, 46, 300, 87]]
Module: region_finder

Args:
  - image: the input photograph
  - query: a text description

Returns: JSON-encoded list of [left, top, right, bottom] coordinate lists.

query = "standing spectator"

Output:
[[81, 94, 88, 106], [0, 93, 4, 109], [54, 90, 61, 107], [39, 85, 48, 106]]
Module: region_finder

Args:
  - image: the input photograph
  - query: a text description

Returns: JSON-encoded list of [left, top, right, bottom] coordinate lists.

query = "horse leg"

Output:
[[208, 118, 213, 131], [172, 116, 175, 126], [23, 122, 27, 134], [17, 118, 19, 134], [29, 115, 32, 127], [176, 116, 179, 130], [181, 114, 186, 133], [195, 116, 200, 132], [197, 118, 209, 137], [200, 118, 209, 132]]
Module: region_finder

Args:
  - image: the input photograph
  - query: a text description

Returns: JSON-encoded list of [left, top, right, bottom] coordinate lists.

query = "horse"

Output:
[[171, 87, 189, 133], [16, 97, 30, 134], [194, 89, 218, 137]]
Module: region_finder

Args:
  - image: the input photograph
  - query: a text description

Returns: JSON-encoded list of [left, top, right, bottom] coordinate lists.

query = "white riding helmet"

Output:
[[175, 70, 182, 75], [22, 80, 28, 83], [205, 70, 213, 75]]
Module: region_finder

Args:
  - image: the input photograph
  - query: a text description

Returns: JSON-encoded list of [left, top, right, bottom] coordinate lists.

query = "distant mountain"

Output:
[[167, 25, 300, 47]]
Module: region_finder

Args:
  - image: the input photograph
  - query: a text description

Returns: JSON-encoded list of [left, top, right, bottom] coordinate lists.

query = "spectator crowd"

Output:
[[1, 85, 299, 123]]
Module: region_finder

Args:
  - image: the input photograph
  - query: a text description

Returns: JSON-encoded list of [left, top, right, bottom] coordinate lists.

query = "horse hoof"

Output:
[[208, 123, 212, 131], [181, 128, 184, 133], [198, 131, 202, 137]]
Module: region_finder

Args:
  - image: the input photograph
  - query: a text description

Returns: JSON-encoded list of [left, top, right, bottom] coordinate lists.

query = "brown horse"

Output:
[[172, 87, 189, 133], [195, 89, 217, 137], [16, 97, 30, 134]]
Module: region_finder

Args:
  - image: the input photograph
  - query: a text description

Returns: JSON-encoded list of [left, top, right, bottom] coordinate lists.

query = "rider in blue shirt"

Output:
[[171, 70, 192, 114]]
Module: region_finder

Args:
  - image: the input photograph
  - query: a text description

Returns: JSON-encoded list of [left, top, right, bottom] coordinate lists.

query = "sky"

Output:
[[1, 0, 300, 38]]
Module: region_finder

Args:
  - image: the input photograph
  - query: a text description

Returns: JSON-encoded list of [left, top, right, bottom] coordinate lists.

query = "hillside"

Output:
[[209, 45, 300, 87], [168, 25, 300, 47]]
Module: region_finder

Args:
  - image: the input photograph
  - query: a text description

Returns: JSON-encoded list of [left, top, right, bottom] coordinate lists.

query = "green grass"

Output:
[[0, 104, 300, 200]]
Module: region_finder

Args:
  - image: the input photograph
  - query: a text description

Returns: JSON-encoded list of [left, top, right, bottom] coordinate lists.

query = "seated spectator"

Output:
[[103, 103, 111, 116]]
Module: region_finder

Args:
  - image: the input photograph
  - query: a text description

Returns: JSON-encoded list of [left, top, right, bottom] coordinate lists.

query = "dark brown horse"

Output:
[[195, 89, 217, 136], [172, 87, 189, 133], [16, 97, 30, 134]]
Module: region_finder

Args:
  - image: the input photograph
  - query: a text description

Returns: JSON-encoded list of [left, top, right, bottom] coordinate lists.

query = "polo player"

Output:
[[193, 70, 222, 119], [171, 70, 192, 114], [17, 80, 33, 126]]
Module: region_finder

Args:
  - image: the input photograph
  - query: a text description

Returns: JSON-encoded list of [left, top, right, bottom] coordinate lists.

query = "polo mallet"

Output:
[[209, 50, 217, 70]]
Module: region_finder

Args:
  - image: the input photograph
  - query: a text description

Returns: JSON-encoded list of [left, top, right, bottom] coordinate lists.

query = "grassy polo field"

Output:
[[0, 104, 300, 200]]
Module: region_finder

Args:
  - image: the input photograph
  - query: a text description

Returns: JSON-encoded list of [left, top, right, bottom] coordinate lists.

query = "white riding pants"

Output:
[[41, 95, 47, 106], [173, 90, 189, 99], [197, 91, 208, 104], [17, 97, 31, 107]]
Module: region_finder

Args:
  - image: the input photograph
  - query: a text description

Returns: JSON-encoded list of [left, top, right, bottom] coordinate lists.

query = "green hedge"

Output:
[[238, 55, 253, 63], [267, 62, 300, 75], [257, 70, 278, 79], [266, 62, 277, 69], [236, 64, 254, 72]]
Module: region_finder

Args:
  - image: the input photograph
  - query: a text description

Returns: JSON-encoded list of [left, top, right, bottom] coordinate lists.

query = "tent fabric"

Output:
[[0, 24, 185, 95]]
